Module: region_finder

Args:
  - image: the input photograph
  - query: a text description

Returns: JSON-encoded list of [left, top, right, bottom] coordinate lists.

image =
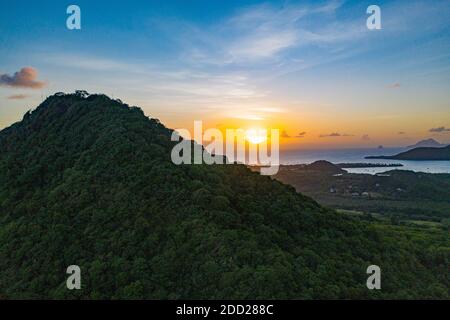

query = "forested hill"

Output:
[[0, 92, 448, 299]]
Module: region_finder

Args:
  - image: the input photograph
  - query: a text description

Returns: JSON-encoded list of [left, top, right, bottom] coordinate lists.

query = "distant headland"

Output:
[[366, 145, 450, 161]]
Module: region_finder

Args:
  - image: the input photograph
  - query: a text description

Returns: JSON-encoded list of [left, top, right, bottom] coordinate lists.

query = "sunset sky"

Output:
[[1, 0, 449, 149]]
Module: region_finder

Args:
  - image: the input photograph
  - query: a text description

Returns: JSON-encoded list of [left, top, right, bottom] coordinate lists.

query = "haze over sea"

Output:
[[280, 148, 450, 174]]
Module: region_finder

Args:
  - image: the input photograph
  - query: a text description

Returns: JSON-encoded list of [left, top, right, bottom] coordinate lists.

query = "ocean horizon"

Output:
[[280, 147, 450, 174]]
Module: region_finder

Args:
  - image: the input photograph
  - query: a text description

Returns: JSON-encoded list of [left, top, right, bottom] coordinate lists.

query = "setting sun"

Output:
[[245, 128, 268, 144]]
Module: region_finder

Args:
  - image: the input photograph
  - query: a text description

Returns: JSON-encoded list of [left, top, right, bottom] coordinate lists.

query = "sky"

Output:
[[0, 0, 449, 149]]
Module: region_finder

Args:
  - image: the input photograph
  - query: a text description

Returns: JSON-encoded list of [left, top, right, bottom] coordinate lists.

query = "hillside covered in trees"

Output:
[[0, 92, 448, 299]]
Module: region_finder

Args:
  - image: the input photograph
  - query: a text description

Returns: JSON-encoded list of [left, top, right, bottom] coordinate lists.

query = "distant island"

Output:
[[366, 145, 450, 160], [250, 161, 404, 173], [337, 163, 403, 168], [406, 138, 447, 149]]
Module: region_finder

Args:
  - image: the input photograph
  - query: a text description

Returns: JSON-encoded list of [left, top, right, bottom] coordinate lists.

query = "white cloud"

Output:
[[229, 31, 298, 60]]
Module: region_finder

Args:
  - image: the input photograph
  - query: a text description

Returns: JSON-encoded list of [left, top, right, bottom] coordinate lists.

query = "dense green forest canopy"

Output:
[[0, 92, 448, 299]]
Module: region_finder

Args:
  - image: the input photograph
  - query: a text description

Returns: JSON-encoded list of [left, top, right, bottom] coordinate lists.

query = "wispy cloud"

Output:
[[41, 52, 266, 110], [296, 131, 307, 138], [7, 94, 29, 100], [319, 132, 353, 138], [229, 31, 298, 61], [281, 130, 291, 138], [429, 126, 450, 133], [231, 114, 264, 121], [387, 83, 401, 89], [159, 0, 363, 67], [0, 67, 46, 89], [43, 54, 144, 73]]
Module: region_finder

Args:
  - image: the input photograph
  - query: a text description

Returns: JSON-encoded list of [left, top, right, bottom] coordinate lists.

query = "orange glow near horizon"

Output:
[[245, 128, 268, 144], [167, 109, 450, 150]]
